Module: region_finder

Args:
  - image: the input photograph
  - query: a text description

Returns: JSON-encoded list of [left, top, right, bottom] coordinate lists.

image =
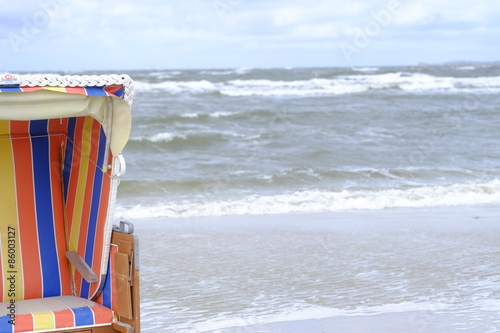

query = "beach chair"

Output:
[[0, 74, 140, 333]]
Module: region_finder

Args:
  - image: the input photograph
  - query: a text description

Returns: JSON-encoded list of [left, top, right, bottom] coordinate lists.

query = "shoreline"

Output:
[[132, 203, 500, 229]]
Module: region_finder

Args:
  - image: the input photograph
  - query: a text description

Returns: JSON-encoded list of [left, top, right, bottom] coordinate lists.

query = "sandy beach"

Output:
[[119, 65, 500, 332], [134, 204, 500, 332]]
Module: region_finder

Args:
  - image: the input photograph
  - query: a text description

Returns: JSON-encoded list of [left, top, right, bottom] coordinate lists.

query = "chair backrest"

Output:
[[0, 116, 114, 301], [0, 119, 72, 301]]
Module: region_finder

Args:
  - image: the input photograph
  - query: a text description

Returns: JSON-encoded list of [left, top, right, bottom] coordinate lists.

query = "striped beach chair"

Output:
[[0, 75, 139, 333]]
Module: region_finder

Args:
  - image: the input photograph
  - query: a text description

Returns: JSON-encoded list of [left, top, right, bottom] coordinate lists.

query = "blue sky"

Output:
[[1, 0, 499, 71]]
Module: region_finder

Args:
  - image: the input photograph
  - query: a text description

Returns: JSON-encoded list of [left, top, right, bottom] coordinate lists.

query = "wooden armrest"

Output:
[[66, 251, 98, 283]]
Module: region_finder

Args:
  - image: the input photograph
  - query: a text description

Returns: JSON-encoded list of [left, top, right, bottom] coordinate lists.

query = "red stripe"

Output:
[[11, 121, 43, 300], [65, 87, 86, 96], [20, 87, 43, 93], [103, 85, 122, 97], [14, 313, 33, 332], [91, 304, 114, 325], [47, 118, 64, 134], [54, 308, 75, 329]]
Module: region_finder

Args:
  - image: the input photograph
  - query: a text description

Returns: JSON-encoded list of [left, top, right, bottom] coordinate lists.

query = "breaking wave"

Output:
[[115, 179, 500, 219], [133, 73, 500, 97]]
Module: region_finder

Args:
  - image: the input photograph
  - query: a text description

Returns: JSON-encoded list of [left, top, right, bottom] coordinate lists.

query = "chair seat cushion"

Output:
[[0, 296, 114, 332]]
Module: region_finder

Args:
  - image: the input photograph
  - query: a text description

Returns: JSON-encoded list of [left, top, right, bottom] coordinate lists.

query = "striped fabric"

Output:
[[95, 245, 118, 312], [63, 117, 113, 299], [0, 296, 113, 332], [0, 120, 72, 301], [0, 85, 125, 98], [0, 116, 113, 302]]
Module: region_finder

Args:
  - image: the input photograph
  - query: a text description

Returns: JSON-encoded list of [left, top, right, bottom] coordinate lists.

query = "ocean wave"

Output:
[[351, 67, 380, 72], [133, 73, 500, 96], [134, 79, 219, 94], [114, 179, 500, 219], [128, 130, 242, 147], [189, 301, 450, 333], [177, 111, 240, 119], [130, 132, 187, 143], [198, 68, 253, 75]]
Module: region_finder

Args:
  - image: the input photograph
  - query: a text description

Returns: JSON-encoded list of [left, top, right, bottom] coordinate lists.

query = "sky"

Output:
[[0, 0, 499, 71]]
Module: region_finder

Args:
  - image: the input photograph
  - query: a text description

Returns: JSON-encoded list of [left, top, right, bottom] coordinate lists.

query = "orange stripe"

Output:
[[20, 87, 43, 93], [65, 87, 86, 96], [54, 308, 75, 329], [11, 121, 42, 300], [91, 304, 114, 324], [91, 172, 111, 281], [61, 118, 69, 135], [14, 313, 33, 332], [48, 118, 63, 134]]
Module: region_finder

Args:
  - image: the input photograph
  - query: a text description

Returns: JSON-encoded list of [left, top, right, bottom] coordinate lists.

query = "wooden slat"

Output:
[[114, 252, 133, 319]]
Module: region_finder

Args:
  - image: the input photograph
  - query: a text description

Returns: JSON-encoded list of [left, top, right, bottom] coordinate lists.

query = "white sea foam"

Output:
[[134, 80, 219, 94], [131, 132, 187, 143], [115, 179, 500, 219], [134, 73, 500, 96], [177, 111, 237, 119], [189, 301, 451, 332], [351, 67, 380, 72]]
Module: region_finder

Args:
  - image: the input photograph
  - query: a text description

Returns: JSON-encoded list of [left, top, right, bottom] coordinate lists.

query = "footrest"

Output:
[[0, 296, 114, 332]]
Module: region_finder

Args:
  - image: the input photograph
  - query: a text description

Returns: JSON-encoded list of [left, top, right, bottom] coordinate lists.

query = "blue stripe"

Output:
[[73, 307, 94, 326], [81, 129, 106, 298], [63, 118, 77, 202], [96, 126, 106, 168], [0, 87, 22, 92], [112, 86, 124, 97], [29, 119, 49, 135], [31, 120, 61, 297], [102, 255, 112, 308], [84, 86, 107, 97], [0, 315, 14, 333]]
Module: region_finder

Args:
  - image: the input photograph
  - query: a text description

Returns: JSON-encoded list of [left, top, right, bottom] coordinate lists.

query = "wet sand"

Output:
[[134, 205, 500, 332]]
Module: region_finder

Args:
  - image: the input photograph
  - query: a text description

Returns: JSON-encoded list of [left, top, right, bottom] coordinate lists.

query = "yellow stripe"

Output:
[[33, 311, 56, 330], [68, 117, 94, 253], [0, 120, 10, 135], [0, 121, 23, 300], [43, 86, 67, 93]]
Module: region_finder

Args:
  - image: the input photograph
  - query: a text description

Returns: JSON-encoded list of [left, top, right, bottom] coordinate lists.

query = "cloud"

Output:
[[1, 0, 499, 70]]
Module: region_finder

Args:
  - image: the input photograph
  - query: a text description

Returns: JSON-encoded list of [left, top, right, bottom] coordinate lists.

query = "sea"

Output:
[[117, 63, 500, 219], [114, 63, 500, 332]]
